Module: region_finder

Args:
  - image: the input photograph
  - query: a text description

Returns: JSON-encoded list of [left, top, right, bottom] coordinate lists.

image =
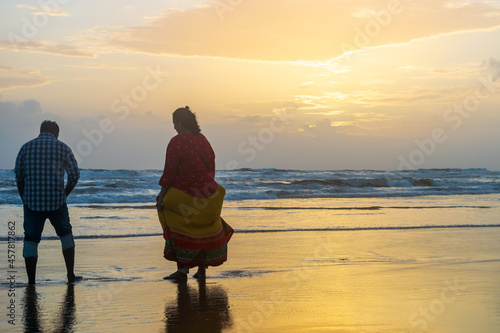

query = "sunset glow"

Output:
[[1, 0, 500, 170]]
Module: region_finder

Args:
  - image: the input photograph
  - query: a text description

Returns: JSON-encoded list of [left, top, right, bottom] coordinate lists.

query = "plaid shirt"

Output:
[[15, 132, 80, 211]]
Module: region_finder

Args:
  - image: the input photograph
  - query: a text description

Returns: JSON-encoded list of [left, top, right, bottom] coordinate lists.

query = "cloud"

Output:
[[97, 0, 500, 61], [64, 63, 137, 70], [333, 86, 474, 107], [0, 66, 51, 90], [297, 110, 398, 136], [0, 40, 95, 58], [17, 3, 69, 17], [360, 79, 395, 86], [397, 63, 482, 80]]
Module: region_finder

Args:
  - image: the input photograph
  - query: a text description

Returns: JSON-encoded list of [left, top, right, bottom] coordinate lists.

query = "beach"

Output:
[[1, 192, 500, 332]]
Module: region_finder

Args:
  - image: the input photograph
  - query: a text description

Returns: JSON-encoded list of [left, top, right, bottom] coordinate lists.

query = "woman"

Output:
[[157, 106, 233, 281]]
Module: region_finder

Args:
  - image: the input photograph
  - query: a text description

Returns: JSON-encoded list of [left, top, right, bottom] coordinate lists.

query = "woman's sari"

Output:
[[157, 184, 233, 267]]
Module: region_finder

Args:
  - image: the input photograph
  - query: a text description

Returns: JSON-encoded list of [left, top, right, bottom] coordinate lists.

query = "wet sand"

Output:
[[1, 226, 499, 332]]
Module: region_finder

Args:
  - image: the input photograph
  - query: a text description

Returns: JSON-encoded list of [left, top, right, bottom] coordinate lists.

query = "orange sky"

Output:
[[1, 0, 500, 170]]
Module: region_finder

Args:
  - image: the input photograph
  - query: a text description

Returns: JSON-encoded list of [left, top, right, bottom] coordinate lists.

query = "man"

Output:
[[15, 120, 80, 284]]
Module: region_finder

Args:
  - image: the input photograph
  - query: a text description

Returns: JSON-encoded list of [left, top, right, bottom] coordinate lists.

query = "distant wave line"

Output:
[[74, 204, 156, 209], [235, 224, 500, 232], [238, 205, 491, 210], [70, 204, 492, 211], [1, 224, 499, 241]]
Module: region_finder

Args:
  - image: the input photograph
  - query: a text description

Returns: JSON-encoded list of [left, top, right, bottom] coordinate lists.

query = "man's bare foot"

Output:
[[67, 274, 83, 283]]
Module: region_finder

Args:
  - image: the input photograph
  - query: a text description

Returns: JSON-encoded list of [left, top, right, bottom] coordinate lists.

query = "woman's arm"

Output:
[[156, 186, 168, 210], [157, 137, 181, 210]]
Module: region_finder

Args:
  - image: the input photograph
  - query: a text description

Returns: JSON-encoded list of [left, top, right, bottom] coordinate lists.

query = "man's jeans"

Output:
[[23, 203, 74, 257]]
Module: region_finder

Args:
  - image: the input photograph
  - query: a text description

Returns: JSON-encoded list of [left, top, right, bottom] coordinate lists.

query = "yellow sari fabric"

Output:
[[157, 185, 232, 267], [158, 185, 225, 237]]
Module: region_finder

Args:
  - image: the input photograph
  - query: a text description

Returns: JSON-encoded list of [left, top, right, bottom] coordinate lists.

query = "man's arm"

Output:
[[16, 180, 25, 198], [14, 146, 25, 200], [65, 183, 77, 197], [65, 147, 80, 198]]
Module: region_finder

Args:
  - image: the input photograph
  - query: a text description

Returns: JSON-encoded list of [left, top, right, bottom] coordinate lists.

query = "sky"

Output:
[[1, 0, 500, 170]]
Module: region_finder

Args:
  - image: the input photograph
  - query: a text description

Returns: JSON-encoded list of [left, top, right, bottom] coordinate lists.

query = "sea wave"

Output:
[[1, 168, 499, 204]]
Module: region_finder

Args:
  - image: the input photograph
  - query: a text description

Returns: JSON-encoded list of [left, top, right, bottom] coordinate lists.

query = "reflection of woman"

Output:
[[165, 282, 232, 332], [157, 106, 233, 282]]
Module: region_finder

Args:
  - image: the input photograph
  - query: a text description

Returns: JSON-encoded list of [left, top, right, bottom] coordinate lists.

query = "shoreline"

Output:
[[3, 222, 500, 243], [1, 193, 500, 242]]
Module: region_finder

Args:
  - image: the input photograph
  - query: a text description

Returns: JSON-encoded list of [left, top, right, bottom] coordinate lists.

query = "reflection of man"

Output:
[[15, 120, 80, 284], [23, 283, 76, 332]]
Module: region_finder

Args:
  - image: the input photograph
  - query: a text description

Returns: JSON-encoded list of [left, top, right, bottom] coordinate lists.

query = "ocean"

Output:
[[1, 168, 500, 240]]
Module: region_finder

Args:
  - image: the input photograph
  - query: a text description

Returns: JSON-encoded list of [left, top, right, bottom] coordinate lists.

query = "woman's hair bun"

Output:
[[173, 106, 201, 134]]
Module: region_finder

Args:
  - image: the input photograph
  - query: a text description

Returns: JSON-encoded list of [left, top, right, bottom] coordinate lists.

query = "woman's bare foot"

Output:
[[163, 271, 187, 282], [193, 267, 206, 279]]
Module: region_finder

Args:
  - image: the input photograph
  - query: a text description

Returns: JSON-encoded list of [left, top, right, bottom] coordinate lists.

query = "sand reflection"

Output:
[[22, 285, 42, 332], [22, 284, 76, 333], [164, 281, 232, 332]]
